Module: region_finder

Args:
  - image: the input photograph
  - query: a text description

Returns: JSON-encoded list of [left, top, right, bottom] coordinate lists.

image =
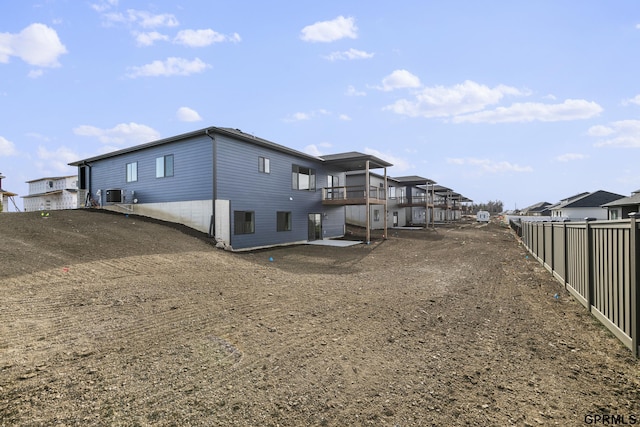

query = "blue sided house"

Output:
[[69, 127, 392, 251]]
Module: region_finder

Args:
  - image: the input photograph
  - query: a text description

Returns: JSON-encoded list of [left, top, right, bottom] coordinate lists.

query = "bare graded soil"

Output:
[[1, 210, 638, 426]]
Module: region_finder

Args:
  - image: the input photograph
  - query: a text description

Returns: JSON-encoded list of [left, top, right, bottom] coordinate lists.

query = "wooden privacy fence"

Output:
[[518, 214, 640, 357]]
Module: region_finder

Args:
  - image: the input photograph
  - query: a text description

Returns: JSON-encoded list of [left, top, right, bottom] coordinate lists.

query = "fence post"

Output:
[[585, 217, 595, 312], [563, 219, 569, 290], [629, 212, 639, 357]]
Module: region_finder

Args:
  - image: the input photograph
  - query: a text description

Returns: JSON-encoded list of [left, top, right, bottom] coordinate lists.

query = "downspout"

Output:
[[205, 129, 217, 238], [81, 161, 93, 207]]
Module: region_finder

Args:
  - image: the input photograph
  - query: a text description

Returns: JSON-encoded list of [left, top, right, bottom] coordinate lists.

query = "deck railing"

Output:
[[517, 214, 640, 357], [322, 185, 386, 202]]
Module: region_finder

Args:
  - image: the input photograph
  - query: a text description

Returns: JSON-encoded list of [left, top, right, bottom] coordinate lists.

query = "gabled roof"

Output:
[[69, 126, 323, 166], [69, 127, 394, 171], [554, 190, 625, 209], [26, 175, 77, 183], [521, 201, 551, 214], [549, 192, 590, 209], [601, 192, 640, 208]]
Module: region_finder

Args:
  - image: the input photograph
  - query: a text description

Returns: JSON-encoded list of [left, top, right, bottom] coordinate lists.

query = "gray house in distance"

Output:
[[601, 189, 640, 219], [69, 127, 392, 250]]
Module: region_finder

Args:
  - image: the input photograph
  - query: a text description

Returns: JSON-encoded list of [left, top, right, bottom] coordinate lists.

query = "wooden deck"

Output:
[[322, 186, 387, 206]]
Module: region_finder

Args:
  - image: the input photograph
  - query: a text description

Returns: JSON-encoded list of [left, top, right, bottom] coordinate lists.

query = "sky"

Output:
[[1, 0, 640, 212]]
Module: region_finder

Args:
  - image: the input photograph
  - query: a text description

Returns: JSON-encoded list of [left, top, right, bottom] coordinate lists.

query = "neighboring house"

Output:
[[430, 185, 467, 222], [0, 173, 18, 213], [549, 190, 625, 221], [22, 175, 78, 212], [344, 174, 437, 229], [601, 189, 640, 219], [394, 176, 437, 226], [520, 201, 552, 216], [344, 171, 396, 230], [69, 127, 392, 250]]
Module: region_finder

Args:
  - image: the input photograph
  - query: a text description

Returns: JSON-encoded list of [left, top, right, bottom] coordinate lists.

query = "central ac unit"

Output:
[[106, 189, 123, 203]]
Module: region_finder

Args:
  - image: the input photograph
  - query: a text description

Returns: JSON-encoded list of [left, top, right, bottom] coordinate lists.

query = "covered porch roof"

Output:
[[320, 152, 393, 171], [393, 175, 436, 186]]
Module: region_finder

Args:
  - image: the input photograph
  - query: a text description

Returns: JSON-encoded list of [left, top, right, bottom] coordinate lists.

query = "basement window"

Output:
[[277, 211, 292, 232], [234, 211, 255, 235]]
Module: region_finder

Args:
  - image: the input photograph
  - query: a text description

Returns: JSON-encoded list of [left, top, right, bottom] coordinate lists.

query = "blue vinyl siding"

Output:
[[215, 134, 343, 249], [90, 136, 213, 204], [81, 129, 349, 250]]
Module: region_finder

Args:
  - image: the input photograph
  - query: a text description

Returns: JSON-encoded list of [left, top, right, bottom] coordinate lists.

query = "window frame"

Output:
[[259, 156, 270, 174], [126, 161, 138, 183], [277, 211, 292, 232], [292, 164, 316, 191], [156, 154, 174, 178], [234, 210, 255, 235]]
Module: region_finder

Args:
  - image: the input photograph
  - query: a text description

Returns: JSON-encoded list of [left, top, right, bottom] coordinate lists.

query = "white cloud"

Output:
[[590, 120, 640, 148], [174, 29, 241, 47], [101, 9, 179, 28], [384, 80, 525, 118], [364, 148, 413, 172], [623, 94, 640, 106], [0, 23, 67, 67], [0, 136, 18, 156], [286, 112, 310, 122], [447, 157, 533, 173], [453, 99, 603, 123], [73, 122, 160, 146], [300, 16, 357, 42], [377, 69, 421, 92], [587, 124, 614, 137], [37, 146, 80, 173], [555, 153, 588, 162], [339, 114, 351, 121], [304, 144, 323, 156], [134, 31, 169, 46], [126, 57, 210, 78], [346, 85, 366, 96], [176, 107, 202, 122], [324, 48, 374, 61], [303, 142, 333, 156], [126, 9, 178, 28], [132, 10, 179, 28], [28, 69, 44, 79], [26, 132, 50, 142], [91, 0, 118, 13], [284, 109, 331, 122]]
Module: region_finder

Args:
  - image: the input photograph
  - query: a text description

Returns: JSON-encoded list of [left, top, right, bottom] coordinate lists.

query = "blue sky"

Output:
[[1, 0, 640, 212]]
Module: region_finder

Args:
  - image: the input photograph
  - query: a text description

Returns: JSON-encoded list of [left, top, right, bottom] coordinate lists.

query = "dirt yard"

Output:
[[1, 210, 638, 426]]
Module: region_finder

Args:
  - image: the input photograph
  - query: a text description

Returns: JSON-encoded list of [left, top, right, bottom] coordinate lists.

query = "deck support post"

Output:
[[365, 160, 370, 244], [383, 167, 388, 240]]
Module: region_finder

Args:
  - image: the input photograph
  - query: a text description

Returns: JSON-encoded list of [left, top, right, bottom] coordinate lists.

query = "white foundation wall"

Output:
[[104, 200, 213, 234]]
